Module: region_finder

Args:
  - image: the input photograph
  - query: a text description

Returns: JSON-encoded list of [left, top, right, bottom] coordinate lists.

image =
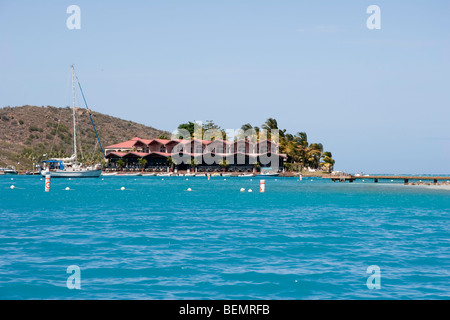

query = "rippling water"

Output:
[[0, 175, 449, 299]]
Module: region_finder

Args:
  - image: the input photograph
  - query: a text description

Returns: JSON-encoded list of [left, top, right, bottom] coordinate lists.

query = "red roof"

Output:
[[105, 140, 138, 149], [149, 139, 172, 145], [105, 137, 279, 150], [105, 151, 128, 157]]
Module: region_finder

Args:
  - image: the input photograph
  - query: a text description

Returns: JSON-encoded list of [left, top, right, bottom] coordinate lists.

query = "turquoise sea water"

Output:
[[0, 175, 449, 299]]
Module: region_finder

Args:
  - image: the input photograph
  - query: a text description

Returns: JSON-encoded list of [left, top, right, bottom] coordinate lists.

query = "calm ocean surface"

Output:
[[0, 175, 449, 299]]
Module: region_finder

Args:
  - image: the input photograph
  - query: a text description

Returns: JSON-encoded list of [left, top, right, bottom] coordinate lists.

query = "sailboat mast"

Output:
[[72, 65, 77, 161]]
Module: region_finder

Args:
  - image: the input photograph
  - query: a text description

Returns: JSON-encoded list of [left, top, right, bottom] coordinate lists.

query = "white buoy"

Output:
[[187, 188, 192, 192], [120, 187, 126, 190], [102, 178, 104, 181], [44, 174, 51, 192], [260, 180, 265, 193], [69, 178, 71, 181], [224, 179, 227, 181], [10, 185, 15, 189], [248, 189, 253, 193], [186, 178, 189, 181], [65, 187, 70, 191], [11, 178, 13, 181], [250, 179, 252, 181], [275, 179, 277, 181], [240, 188, 245, 192], [162, 178, 164, 181], [391, 180, 394, 182]]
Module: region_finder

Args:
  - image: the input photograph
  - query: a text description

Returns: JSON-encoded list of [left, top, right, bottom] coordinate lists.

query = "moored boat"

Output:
[[157, 172, 173, 176], [256, 173, 279, 177], [238, 173, 254, 177], [102, 172, 118, 176], [40, 66, 103, 179], [125, 173, 142, 176], [0, 166, 18, 175]]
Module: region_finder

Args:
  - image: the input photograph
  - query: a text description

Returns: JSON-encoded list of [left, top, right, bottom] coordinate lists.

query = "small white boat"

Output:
[[102, 172, 118, 176], [142, 173, 156, 176], [157, 173, 173, 176], [0, 166, 18, 175], [125, 173, 142, 176], [195, 173, 206, 177], [238, 173, 254, 177], [221, 173, 232, 177], [184, 173, 196, 177], [257, 173, 279, 177], [42, 168, 102, 178]]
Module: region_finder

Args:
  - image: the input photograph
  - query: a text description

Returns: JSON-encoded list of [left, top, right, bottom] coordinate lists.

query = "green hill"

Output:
[[0, 105, 170, 170]]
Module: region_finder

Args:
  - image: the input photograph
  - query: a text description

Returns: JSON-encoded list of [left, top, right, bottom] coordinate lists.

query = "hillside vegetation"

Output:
[[0, 105, 169, 169]]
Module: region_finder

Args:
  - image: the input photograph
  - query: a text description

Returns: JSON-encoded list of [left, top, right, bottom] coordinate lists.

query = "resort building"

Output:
[[104, 137, 286, 172]]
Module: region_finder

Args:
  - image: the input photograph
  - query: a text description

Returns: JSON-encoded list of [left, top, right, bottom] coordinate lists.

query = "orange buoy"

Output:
[[260, 180, 265, 193], [45, 174, 51, 192]]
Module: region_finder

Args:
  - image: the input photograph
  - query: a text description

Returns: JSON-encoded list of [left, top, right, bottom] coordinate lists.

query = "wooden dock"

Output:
[[329, 175, 450, 184]]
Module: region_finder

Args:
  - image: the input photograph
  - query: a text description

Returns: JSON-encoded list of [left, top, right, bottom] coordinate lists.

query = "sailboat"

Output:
[[41, 66, 102, 178]]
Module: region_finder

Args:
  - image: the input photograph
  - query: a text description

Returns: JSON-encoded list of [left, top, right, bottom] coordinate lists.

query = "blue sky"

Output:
[[0, 0, 449, 174]]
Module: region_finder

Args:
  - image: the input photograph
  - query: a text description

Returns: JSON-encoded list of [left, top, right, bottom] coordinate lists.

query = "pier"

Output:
[[329, 175, 450, 184]]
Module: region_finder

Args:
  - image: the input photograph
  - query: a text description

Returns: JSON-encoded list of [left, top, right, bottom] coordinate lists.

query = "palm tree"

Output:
[[320, 151, 335, 173], [116, 159, 125, 171], [219, 159, 229, 172], [137, 158, 147, 172], [241, 123, 253, 131], [167, 156, 177, 171], [253, 161, 260, 173], [305, 143, 323, 169], [261, 118, 278, 131], [190, 158, 199, 172]]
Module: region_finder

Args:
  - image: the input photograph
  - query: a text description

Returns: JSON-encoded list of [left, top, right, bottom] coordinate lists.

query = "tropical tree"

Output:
[[190, 158, 200, 171], [202, 120, 226, 140], [253, 161, 260, 172], [177, 121, 196, 138], [261, 118, 285, 138], [137, 158, 147, 171], [261, 118, 278, 131], [166, 156, 177, 170], [116, 159, 125, 171], [219, 159, 229, 172], [320, 151, 335, 172]]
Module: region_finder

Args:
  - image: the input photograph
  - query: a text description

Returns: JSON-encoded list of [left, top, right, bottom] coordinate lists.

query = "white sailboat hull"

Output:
[[41, 169, 102, 178]]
